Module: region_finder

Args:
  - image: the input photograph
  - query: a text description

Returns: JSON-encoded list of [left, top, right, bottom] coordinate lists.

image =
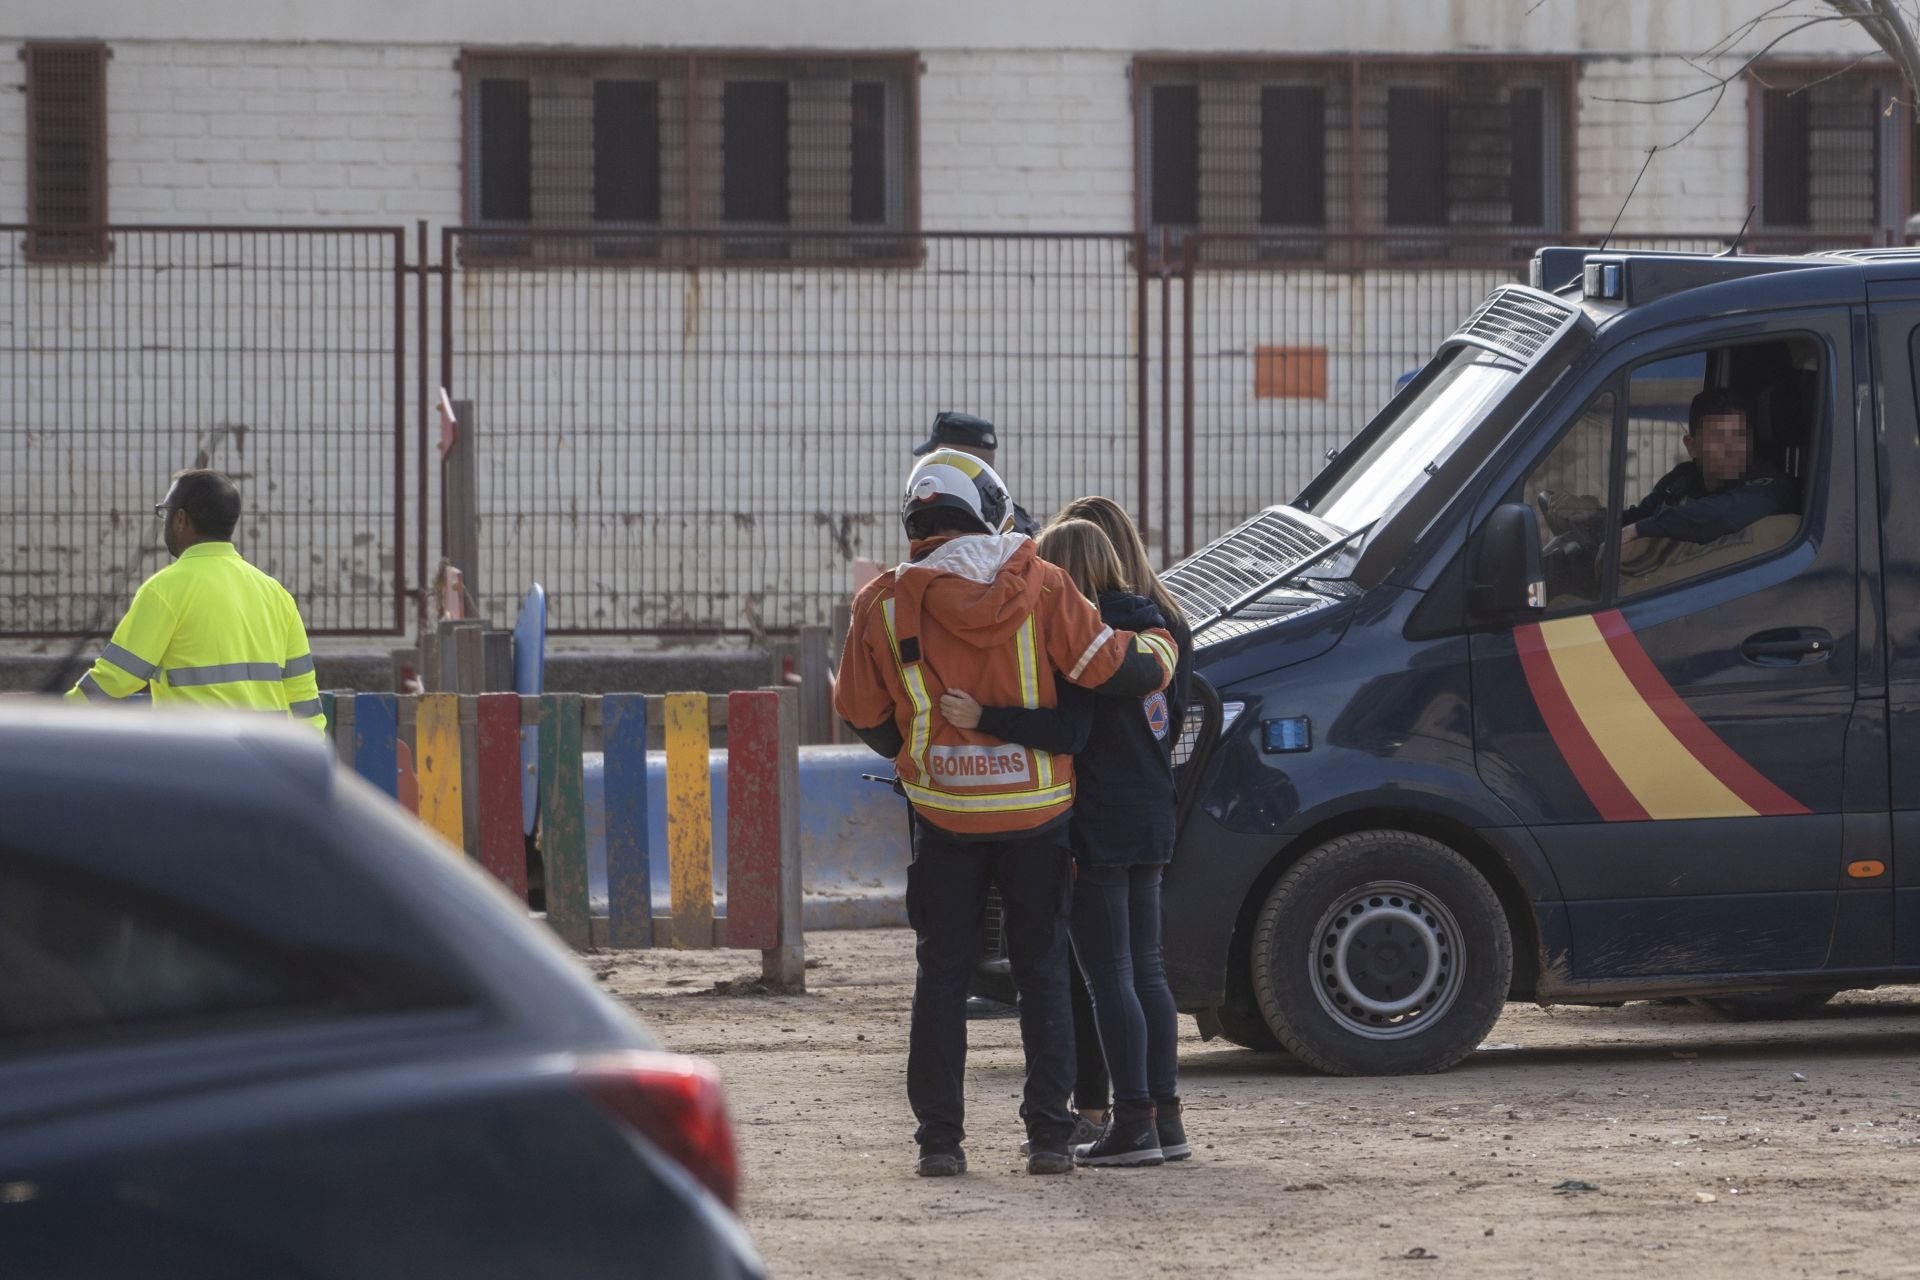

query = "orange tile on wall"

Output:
[[1255, 345, 1328, 400]]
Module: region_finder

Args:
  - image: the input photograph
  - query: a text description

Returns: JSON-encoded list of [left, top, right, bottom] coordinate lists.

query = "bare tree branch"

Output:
[[1593, 14, 1852, 105]]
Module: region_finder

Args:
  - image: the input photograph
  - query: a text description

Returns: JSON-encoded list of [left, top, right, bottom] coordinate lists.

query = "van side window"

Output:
[[1524, 389, 1617, 612], [1616, 337, 1816, 598]]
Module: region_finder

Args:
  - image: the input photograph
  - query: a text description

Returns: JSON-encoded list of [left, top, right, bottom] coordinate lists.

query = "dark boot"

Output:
[[1156, 1097, 1191, 1161], [917, 1145, 967, 1177], [1073, 1102, 1164, 1168]]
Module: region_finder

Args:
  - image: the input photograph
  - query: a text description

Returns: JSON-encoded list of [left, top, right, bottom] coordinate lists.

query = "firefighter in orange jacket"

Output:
[[835, 447, 1176, 1178]]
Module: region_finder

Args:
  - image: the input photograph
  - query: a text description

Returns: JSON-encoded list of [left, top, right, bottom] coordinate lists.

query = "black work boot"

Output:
[[1073, 1102, 1164, 1168], [917, 1145, 967, 1177], [1155, 1097, 1191, 1161], [1025, 1137, 1075, 1175]]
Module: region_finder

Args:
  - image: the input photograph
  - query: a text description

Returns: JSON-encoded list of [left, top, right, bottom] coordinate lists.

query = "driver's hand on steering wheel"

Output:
[[1619, 522, 1640, 553], [1545, 491, 1602, 526]]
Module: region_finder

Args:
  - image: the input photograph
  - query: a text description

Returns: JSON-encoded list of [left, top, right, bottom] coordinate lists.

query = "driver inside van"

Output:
[[1616, 387, 1798, 553]]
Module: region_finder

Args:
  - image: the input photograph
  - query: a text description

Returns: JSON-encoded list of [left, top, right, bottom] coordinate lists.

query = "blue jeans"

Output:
[[1070, 863, 1179, 1110]]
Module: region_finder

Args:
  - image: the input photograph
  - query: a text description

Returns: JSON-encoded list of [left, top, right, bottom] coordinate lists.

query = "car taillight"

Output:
[[577, 1052, 741, 1211]]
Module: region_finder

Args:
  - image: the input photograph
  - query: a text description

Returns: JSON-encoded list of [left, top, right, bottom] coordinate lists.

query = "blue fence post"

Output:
[[604, 693, 653, 948], [352, 692, 399, 799]]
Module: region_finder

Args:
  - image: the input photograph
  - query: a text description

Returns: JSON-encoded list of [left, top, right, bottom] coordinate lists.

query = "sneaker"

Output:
[[1074, 1104, 1164, 1168], [1020, 1112, 1101, 1157], [1026, 1141, 1075, 1175], [1156, 1099, 1192, 1161], [917, 1146, 967, 1177]]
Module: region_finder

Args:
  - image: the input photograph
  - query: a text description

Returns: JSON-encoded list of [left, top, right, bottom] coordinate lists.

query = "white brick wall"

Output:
[[81, 42, 461, 224], [920, 51, 1134, 230]]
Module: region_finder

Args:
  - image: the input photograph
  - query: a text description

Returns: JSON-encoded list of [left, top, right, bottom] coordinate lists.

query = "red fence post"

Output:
[[725, 690, 781, 952], [725, 687, 804, 990], [475, 692, 528, 901]]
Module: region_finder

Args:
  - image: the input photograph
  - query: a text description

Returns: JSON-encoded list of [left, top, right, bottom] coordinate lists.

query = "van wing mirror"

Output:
[[1471, 504, 1546, 617]]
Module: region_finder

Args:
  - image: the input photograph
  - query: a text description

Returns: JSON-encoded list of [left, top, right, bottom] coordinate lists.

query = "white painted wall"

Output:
[[0, 3, 1894, 631], [1, 0, 1886, 59]]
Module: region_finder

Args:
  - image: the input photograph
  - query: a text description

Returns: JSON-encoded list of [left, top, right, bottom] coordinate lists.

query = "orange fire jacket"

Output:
[[835, 533, 1177, 837]]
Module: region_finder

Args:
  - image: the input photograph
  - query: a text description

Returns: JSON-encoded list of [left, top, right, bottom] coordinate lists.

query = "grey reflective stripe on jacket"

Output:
[[101, 642, 158, 681], [289, 698, 324, 719], [166, 661, 292, 687]]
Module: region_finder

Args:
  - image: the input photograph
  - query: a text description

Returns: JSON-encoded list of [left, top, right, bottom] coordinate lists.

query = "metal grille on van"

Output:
[[1169, 699, 1212, 769], [1162, 507, 1330, 621], [1451, 287, 1578, 365]]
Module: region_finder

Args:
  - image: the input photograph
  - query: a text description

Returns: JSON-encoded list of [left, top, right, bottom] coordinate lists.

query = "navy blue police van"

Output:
[[1153, 246, 1920, 1075]]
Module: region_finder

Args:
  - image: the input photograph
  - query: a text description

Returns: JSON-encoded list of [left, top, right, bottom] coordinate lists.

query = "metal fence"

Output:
[[0, 225, 407, 636], [442, 229, 1150, 632], [2, 223, 1879, 637]]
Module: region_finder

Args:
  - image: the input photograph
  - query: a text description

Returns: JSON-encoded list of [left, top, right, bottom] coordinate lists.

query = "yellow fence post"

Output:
[[416, 692, 465, 853], [664, 691, 716, 948]]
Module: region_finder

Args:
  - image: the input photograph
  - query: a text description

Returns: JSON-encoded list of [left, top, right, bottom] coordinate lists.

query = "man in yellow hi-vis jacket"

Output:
[[66, 469, 326, 733]]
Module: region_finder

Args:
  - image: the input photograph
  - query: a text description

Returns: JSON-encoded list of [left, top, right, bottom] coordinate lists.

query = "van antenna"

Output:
[[1718, 205, 1757, 257], [1596, 146, 1656, 254]]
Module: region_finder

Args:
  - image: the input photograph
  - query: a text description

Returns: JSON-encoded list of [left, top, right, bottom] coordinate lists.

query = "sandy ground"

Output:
[[596, 930, 1920, 1280]]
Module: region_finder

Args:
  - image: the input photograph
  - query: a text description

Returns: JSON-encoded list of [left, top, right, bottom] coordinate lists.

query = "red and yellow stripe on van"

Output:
[[1514, 609, 1807, 822]]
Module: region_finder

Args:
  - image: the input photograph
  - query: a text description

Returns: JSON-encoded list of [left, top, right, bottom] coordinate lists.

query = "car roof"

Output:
[[1531, 245, 1920, 343], [0, 700, 336, 803]]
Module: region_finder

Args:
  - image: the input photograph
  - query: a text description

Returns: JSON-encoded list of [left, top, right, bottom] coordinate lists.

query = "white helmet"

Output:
[[900, 448, 1013, 537]]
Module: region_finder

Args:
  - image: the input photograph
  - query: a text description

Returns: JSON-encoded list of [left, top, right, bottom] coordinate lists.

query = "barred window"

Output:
[[1136, 58, 1571, 265], [1752, 67, 1906, 246], [461, 52, 917, 263], [24, 42, 108, 262]]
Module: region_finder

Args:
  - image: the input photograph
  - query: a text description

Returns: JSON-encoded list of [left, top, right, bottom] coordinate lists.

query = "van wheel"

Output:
[[1251, 830, 1512, 1076], [1692, 989, 1840, 1022]]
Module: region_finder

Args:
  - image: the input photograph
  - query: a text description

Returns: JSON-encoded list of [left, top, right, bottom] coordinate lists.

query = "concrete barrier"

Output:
[[583, 744, 910, 931]]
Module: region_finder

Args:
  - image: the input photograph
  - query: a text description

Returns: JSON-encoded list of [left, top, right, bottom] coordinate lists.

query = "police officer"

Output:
[[1620, 387, 1798, 552], [912, 411, 1039, 536], [66, 469, 327, 732]]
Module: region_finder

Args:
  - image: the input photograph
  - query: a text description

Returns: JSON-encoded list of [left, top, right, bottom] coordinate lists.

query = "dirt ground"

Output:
[[596, 929, 1920, 1279]]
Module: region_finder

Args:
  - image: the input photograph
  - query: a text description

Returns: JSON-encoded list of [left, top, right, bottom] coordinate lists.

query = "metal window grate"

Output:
[[1752, 66, 1901, 245], [1161, 507, 1332, 620], [24, 42, 107, 262], [461, 51, 917, 264], [1137, 57, 1572, 267], [1450, 286, 1576, 364]]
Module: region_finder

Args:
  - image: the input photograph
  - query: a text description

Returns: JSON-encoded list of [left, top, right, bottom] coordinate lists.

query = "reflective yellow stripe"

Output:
[[1015, 614, 1054, 790], [882, 599, 932, 782], [1016, 616, 1040, 708], [1138, 632, 1178, 675], [901, 781, 1075, 813]]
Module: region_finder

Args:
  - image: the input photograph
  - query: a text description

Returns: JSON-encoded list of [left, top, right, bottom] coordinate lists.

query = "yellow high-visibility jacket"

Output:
[[65, 542, 327, 733]]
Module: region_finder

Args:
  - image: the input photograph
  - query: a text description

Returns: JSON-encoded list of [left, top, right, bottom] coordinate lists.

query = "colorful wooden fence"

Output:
[[320, 688, 804, 991]]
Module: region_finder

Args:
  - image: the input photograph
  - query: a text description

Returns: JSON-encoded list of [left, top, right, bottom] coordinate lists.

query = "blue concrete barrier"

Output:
[[584, 744, 910, 929]]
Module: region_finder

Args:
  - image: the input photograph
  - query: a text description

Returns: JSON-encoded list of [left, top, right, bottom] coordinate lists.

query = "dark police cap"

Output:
[[912, 410, 998, 456]]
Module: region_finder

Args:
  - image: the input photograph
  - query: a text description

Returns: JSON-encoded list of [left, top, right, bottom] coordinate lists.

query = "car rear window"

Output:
[[0, 848, 468, 1055]]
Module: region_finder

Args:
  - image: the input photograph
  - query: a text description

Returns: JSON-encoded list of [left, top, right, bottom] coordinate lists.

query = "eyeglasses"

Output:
[[153, 501, 170, 521]]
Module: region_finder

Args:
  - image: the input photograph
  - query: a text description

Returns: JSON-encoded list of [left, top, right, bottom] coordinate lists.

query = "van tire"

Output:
[[1251, 830, 1512, 1076]]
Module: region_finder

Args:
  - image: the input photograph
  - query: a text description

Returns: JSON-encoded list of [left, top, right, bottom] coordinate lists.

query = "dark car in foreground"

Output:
[[0, 705, 763, 1279]]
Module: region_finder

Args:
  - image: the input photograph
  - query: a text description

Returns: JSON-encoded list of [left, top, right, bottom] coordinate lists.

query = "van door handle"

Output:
[[1740, 628, 1834, 666]]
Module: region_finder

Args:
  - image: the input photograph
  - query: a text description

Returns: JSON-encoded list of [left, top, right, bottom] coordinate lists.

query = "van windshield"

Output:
[[1307, 347, 1523, 536]]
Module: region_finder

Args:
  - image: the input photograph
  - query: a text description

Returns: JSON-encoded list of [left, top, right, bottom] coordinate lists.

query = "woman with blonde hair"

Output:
[[943, 515, 1191, 1168]]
